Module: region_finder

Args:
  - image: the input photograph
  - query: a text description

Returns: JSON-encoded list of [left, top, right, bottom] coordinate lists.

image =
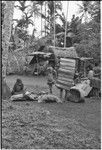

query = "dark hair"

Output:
[[95, 62, 98, 67], [48, 47, 54, 54], [88, 65, 93, 70], [16, 78, 22, 83]]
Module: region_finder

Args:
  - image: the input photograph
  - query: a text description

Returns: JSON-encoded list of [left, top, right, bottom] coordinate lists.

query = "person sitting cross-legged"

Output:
[[11, 78, 25, 95]]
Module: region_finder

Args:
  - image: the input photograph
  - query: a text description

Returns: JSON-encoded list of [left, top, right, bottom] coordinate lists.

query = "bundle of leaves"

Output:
[[38, 94, 62, 103]]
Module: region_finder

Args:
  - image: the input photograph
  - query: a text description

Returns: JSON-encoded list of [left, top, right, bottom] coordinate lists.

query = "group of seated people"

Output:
[[87, 63, 101, 97], [87, 63, 101, 80], [74, 62, 101, 97]]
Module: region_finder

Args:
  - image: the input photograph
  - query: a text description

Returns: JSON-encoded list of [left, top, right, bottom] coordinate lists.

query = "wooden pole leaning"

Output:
[[64, 1, 69, 48]]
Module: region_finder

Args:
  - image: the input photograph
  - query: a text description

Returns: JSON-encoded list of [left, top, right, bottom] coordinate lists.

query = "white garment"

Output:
[[88, 70, 94, 79]]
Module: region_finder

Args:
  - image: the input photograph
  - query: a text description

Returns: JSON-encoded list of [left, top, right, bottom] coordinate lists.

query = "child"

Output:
[[11, 78, 25, 95], [47, 66, 57, 94]]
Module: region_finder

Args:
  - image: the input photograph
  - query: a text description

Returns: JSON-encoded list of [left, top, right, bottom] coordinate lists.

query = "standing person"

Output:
[[47, 66, 57, 94]]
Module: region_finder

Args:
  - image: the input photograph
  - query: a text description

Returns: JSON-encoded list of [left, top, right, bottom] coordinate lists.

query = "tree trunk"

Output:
[[41, 5, 42, 37], [45, 2, 46, 36], [2, 1, 15, 79]]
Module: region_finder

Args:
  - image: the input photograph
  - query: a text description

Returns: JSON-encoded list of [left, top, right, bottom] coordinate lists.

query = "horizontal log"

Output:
[[60, 64, 75, 69], [57, 79, 73, 86], [59, 66, 75, 73], [56, 83, 72, 90], [58, 68, 75, 76], [57, 80, 73, 87], [60, 60, 75, 65], [60, 62, 76, 68], [58, 72, 74, 80], [60, 58, 76, 64], [58, 76, 73, 83]]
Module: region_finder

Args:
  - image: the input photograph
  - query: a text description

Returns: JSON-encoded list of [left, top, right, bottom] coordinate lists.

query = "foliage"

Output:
[[28, 1, 40, 18], [77, 1, 93, 23], [16, 28, 29, 42], [41, 1, 62, 35], [72, 1, 101, 64], [14, 1, 33, 29], [11, 1, 35, 49], [91, 1, 100, 23], [70, 15, 81, 34], [74, 20, 100, 63]]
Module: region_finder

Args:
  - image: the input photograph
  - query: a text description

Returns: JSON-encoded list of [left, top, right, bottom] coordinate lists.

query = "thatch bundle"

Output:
[[49, 46, 78, 59], [38, 94, 62, 103]]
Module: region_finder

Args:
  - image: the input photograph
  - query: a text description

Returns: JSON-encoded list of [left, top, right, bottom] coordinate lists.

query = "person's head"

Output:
[[47, 66, 53, 73], [94, 62, 99, 67], [88, 65, 93, 71], [16, 78, 23, 85], [48, 47, 54, 54]]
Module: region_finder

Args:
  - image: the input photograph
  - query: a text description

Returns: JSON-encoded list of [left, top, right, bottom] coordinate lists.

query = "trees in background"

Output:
[[2, 1, 100, 65], [74, 1, 100, 63], [77, 1, 92, 23], [40, 1, 62, 35], [36, 1, 45, 36]]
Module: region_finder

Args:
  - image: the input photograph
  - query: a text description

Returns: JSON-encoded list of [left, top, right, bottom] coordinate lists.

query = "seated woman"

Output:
[[87, 65, 101, 97], [93, 63, 101, 79], [87, 65, 94, 80], [11, 78, 25, 95]]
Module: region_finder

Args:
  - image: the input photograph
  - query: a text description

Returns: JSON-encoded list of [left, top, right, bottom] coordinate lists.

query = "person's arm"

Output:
[[53, 70, 57, 80], [11, 84, 16, 95], [94, 72, 100, 77]]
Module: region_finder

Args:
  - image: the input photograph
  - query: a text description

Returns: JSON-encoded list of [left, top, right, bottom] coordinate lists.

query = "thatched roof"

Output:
[[49, 46, 79, 59]]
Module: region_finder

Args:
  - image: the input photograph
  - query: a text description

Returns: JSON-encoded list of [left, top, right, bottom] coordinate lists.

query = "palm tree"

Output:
[[77, 1, 92, 23], [36, 1, 45, 37], [14, 1, 34, 29], [29, 1, 40, 38], [2, 1, 15, 79], [91, 1, 100, 23], [14, 1, 30, 11], [41, 1, 62, 36]]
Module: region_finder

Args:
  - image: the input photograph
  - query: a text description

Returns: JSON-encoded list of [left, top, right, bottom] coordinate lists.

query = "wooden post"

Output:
[[36, 55, 38, 76], [54, 1, 55, 49], [65, 90, 68, 100], [60, 88, 63, 99], [64, 1, 69, 48], [84, 61, 86, 77]]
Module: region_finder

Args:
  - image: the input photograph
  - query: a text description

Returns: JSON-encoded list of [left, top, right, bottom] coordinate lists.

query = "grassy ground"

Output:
[[2, 75, 101, 149]]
